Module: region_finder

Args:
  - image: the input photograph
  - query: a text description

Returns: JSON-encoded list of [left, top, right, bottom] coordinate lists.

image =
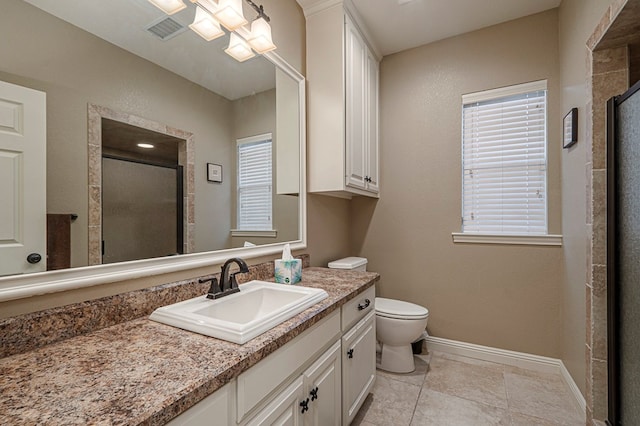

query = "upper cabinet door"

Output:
[[366, 49, 380, 194], [344, 14, 367, 191]]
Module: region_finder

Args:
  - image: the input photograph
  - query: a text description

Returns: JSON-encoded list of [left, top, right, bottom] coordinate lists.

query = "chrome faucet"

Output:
[[200, 257, 250, 300]]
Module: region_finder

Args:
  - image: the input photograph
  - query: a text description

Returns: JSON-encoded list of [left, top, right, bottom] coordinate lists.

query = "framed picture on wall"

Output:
[[207, 163, 222, 183], [563, 108, 578, 148]]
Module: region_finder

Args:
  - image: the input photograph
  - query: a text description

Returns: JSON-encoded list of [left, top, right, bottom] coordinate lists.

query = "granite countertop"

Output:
[[0, 267, 378, 425]]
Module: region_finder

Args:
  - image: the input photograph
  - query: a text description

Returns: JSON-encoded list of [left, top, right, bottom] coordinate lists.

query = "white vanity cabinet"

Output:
[[340, 286, 376, 425], [243, 341, 342, 426], [305, 2, 380, 198], [237, 311, 341, 425], [166, 285, 376, 426]]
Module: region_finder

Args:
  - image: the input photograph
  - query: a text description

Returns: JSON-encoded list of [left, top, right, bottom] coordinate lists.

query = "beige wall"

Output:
[[352, 10, 565, 358], [558, 0, 614, 396]]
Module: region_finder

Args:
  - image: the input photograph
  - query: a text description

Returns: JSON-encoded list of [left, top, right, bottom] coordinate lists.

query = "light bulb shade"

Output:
[[147, 0, 187, 15], [189, 6, 224, 41], [248, 17, 276, 54], [213, 0, 247, 31], [224, 33, 255, 62]]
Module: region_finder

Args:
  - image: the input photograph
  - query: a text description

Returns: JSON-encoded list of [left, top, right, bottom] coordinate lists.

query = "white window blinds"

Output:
[[462, 81, 547, 235], [237, 135, 272, 231]]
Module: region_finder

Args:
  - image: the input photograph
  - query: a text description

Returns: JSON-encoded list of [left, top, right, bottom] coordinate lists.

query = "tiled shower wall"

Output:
[[585, 0, 634, 422]]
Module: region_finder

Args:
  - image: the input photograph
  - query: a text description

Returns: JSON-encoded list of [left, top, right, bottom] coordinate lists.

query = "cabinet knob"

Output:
[[300, 398, 309, 414], [310, 386, 319, 401], [357, 299, 371, 311], [347, 348, 354, 359]]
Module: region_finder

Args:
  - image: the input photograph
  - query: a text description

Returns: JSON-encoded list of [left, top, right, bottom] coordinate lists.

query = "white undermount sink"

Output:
[[149, 280, 328, 344]]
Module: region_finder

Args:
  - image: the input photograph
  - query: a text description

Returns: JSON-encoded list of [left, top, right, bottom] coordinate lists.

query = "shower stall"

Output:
[[606, 79, 640, 425]]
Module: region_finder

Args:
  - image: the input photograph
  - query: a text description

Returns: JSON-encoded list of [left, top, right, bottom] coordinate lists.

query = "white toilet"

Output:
[[327, 257, 429, 374], [375, 297, 428, 373]]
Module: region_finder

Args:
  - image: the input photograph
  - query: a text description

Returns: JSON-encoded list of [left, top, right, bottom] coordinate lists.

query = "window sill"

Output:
[[231, 229, 277, 238], [451, 233, 562, 246]]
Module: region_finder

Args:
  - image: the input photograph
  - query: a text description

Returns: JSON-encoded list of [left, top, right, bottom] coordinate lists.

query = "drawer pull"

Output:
[[300, 398, 309, 414], [357, 299, 371, 311], [347, 348, 354, 359], [310, 387, 319, 401]]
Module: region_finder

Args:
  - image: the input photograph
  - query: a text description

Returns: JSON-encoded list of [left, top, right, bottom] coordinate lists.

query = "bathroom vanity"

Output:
[[0, 268, 378, 425]]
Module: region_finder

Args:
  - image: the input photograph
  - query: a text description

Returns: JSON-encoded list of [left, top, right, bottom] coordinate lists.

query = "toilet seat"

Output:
[[375, 297, 429, 320]]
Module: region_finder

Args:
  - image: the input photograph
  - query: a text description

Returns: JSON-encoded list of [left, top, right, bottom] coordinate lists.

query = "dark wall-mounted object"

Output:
[[563, 108, 578, 149]]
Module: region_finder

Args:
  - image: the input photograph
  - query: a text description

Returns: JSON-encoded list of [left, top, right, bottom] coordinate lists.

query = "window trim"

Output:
[[236, 133, 273, 232], [451, 233, 562, 246], [459, 80, 552, 239]]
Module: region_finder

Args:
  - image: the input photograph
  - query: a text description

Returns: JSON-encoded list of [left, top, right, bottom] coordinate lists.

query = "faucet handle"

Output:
[[229, 272, 243, 290], [200, 277, 221, 299]]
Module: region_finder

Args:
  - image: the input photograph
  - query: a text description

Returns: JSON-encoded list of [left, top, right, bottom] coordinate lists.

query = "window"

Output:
[[237, 134, 272, 231], [461, 80, 547, 236]]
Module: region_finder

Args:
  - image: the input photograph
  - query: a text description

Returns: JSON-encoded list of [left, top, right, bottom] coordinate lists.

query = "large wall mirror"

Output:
[[0, 0, 305, 301]]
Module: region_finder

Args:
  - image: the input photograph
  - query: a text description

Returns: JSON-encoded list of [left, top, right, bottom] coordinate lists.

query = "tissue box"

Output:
[[274, 259, 302, 284]]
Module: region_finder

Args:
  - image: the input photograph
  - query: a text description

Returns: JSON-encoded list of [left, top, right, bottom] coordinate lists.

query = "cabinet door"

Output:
[[344, 14, 367, 191], [342, 311, 376, 425], [365, 50, 380, 194], [245, 377, 305, 426], [303, 341, 341, 426]]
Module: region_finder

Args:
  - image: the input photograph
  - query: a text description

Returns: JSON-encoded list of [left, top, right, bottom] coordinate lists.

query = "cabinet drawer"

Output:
[[341, 286, 375, 331], [166, 382, 234, 426], [236, 310, 340, 421]]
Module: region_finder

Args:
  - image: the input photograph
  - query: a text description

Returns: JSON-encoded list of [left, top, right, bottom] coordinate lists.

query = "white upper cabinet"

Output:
[[304, 2, 380, 198]]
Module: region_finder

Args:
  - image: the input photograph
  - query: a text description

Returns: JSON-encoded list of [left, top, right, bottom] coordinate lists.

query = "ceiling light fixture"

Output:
[[248, 16, 275, 54], [189, 5, 224, 41], [224, 32, 255, 62], [148, 0, 276, 62], [137, 143, 155, 149], [213, 0, 248, 31], [147, 0, 187, 15]]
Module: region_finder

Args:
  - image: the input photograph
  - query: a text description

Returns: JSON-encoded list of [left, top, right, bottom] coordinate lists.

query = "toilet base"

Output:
[[377, 343, 415, 373]]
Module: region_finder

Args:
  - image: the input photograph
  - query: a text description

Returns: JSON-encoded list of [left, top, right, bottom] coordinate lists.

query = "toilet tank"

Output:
[[327, 257, 368, 272]]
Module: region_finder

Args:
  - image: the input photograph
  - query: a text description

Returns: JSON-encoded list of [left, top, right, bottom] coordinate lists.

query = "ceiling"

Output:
[[24, 0, 275, 100], [300, 0, 562, 57]]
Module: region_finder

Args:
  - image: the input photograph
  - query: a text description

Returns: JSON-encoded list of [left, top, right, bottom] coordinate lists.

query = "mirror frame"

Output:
[[0, 51, 306, 302]]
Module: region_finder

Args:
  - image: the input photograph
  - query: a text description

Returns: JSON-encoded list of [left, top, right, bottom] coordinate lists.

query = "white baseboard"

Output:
[[425, 336, 586, 416]]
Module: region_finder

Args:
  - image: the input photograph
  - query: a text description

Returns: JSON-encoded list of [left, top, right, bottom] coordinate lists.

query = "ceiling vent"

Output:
[[146, 16, 187, 40]]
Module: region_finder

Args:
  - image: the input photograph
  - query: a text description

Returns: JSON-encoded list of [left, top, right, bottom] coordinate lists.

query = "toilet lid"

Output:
[[375, 297, 429, 320]]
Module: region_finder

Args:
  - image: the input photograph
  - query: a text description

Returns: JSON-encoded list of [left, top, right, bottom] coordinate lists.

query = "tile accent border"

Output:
[[425, 336, 587, 418], [86, 104, 195, 265]]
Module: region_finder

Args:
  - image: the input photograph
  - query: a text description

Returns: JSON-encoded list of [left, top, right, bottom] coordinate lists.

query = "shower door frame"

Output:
[[606, 79, 640, 426]]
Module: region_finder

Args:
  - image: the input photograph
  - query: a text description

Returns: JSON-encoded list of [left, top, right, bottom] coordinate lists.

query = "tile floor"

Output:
[[352, 351, 585, 426]]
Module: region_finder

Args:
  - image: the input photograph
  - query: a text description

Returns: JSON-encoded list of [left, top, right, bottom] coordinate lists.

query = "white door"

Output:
[[0, 80, 46, 276]]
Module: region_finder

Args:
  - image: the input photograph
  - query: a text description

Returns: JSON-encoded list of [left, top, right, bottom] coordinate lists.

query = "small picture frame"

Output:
[[207, 163, 222, 183], [563, 108, 578, 149]]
